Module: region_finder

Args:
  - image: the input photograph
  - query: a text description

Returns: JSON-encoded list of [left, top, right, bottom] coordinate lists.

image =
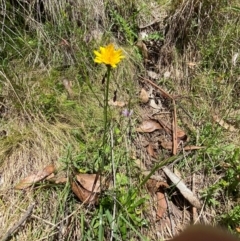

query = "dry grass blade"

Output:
[[172, 99, 178, 155], [183, 146, 205, 151]]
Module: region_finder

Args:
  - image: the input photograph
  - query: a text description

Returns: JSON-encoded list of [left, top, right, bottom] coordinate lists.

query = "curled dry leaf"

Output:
[[146, 179, 169, 194], [159, 120, 187, 139], [177, 128, 187, 140], [146, 179, 169, 220], [15, 164, 55, 190], [156, 190, 167, 220], [136, 120, 162, 133], [71, 181, 99, 205], [161, 141, 173, 150], [139, 88, 149, 103], [146, 143, 157, 158], [76, 174, 101, 193], [72, 173, 108, 205]]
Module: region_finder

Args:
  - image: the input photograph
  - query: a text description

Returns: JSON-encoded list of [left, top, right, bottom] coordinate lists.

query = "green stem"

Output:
[[99, 65, 111, 172], [102, 66, 111, 148], [139, 155, 182, 187]]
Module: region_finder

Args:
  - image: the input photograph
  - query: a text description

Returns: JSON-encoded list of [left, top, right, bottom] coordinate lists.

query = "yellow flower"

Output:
[[94, 43, 124, 68]]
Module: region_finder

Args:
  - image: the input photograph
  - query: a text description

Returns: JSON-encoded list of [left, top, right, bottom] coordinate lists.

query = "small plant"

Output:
[[109, 9, 138, 45], [221, 205, 240, 236]]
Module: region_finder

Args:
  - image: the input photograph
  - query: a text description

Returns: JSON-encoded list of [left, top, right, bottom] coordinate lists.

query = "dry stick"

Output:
[[2, 203, 35, 241], [162, 167, 201, 209], [12, 204, 55, 227], [139, 76, 173, 100], [172, 99, 178, 155]]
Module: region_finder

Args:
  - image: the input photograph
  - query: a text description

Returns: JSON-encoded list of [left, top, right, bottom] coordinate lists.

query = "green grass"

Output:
[[0, 0, 240, 240]]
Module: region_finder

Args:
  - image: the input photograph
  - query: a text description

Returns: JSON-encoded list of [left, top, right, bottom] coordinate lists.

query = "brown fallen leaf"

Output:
[[136, 120, 162, 133], [177, 128, 187, 140], [146, 143, 157, 158], [15, 164, 55, 190], [161, 141, 173, 150], [71, 181, 99, 205], [139, 88, 149, 103], [158, 120, 187, 139], [76, 174, 101, 193], [146, 179, 169, 194], [156, 190, 167, 220], [183, 145, 205, 151]]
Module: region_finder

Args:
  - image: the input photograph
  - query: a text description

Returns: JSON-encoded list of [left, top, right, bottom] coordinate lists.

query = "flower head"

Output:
[[122, 109, 133, 117], [94, 43, 124, 68]]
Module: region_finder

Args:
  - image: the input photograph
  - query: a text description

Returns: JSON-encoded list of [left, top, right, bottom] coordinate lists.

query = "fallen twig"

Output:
[[2, 203, 35, 241], [139, 76, 173, 100], [162, 167, 201, 209]]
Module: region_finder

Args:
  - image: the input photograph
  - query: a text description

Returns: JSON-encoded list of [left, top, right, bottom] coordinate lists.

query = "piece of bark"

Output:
[[162, 167, 201, 208]]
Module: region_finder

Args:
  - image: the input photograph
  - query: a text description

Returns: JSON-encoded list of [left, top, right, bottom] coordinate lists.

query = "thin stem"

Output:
[[110, 126, 116, 241], [102, 66, 111, 149]]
